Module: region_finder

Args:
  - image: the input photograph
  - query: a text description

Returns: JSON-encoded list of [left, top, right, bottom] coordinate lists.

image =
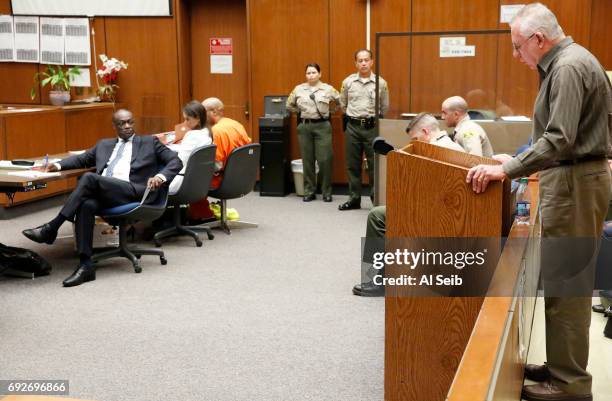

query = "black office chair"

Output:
[[153, 144, 217, 247], [91, 190, 169, 273], [200, 143, 260, 235]]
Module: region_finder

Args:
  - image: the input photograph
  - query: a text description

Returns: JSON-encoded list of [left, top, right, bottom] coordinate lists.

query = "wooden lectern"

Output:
[[384, 142, 511, 401]]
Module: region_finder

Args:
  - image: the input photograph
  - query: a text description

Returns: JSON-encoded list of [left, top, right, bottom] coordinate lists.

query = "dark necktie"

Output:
[[450, 130, 457, 141], [104, 139, 127, 177]]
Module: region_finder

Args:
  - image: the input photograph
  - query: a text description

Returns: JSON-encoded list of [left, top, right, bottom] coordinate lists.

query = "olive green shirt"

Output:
[[503, 37, 612, 178], [286, 82, 340, 119], [340, 72, 389, 118]]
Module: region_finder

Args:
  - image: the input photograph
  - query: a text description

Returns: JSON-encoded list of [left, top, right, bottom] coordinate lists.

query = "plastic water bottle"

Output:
[[515, 177, 531, 225]]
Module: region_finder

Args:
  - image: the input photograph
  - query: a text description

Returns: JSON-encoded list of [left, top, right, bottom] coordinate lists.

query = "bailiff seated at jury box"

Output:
[[22, 109, 182, 288]]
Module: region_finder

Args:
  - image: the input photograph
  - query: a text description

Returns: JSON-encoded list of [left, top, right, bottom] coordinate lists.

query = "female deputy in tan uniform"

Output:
[[287, 63, 340, 202]]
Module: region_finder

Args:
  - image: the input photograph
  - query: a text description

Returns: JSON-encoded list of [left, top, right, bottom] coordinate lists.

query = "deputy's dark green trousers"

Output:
[[297, 121, 333, 197], [345, 121, 377, 202], [538, 159, 610, 394]]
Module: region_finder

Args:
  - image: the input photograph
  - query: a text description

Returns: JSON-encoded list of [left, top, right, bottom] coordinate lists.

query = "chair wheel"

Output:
[[154, 240, 162, 247], [136, 255, 141, 259], [207, 233, 215, 240], [196, 240, 203, 247], [134, 264, 142, 273], [160, 256, 167, 265]]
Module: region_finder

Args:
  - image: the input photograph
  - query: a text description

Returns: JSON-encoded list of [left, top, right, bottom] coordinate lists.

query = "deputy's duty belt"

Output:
[[300, 118, 329, 124], [347, 116, 376, 127]]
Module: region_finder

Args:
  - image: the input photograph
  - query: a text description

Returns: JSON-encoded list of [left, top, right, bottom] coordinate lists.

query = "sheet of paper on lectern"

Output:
[[13, 16, 39, 63], [0, 15, 15, 61], [40, 17, 64, 65], [64, 18, 90, 65]]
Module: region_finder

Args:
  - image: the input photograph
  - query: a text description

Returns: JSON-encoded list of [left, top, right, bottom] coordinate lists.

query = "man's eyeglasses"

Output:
[[512, 33, 536, 52]]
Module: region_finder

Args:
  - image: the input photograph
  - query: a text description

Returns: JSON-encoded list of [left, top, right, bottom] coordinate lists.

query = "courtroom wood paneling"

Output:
[[410, 35, 498, 113], [65, 105, 116, 150], [329, 0, 367, 182], [0, 0, 11, 13], [0, 63, 40, 104], [371, 0, 411, 118], [176, 0, 192, 109], [412, 0, 498, 32], [190, 0, 249, 128], [248, 0, 330, 168], [1, 109, 67, 206], [590, 0, 612, 69], [104, 16, 181, 134]]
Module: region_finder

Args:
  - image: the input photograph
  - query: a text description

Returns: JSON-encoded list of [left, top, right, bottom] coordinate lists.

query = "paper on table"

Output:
[[0, 15, 15, 61], [0, 161, 31, 170], [501, 116, 531, 122], [7, 171, 61, 178], [68, 150, 86, 155]]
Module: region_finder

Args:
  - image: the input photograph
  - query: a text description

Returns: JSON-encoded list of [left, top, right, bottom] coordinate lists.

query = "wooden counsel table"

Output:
[[0, 153, 93, 205]]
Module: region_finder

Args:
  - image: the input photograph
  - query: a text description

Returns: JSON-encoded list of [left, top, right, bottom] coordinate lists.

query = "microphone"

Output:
[[372, 137, 395, 155]]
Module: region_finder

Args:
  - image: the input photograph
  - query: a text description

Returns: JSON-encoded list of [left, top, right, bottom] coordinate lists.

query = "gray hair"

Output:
[[511, 3, 564, 40], [202, 97, 224, 112], [406, 112, 439, 137], [442, 96, 468, 113]]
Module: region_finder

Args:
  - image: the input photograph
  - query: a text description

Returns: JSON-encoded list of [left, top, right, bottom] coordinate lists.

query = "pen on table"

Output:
[[43, 154, 49, 170]]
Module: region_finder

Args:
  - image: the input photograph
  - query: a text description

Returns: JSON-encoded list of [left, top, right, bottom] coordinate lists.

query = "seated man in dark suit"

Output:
[[22, 109, 182, 287]]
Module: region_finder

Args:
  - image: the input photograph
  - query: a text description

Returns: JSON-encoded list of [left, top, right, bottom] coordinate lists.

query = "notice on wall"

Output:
[[14, 16, 39, 63], [40, 17, 64, 65], [211, 54, 232, 74], [64, 18, 90, 65], [69, 67, 91, 87], [210, 38, 232, 55], [440, 37, 475, 58], [0, 15, 15, 61], [500, 4, 524, 23]]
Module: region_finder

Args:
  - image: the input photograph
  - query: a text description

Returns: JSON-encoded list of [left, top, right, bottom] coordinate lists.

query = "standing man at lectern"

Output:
[[466, 4, 612, 401]]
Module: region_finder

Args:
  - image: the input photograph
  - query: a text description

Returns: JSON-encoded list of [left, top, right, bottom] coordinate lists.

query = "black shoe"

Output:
[[524, 364, 550, 382], [303, 194, 316, 202], [338, 200, 361, 211], [323, 195, 333, 202], [62, 265, 96, 287], [605, 306, 612, 318], [352, 281, 385, 297], [22, 223, 58, 244], [592, 304, 605, 313]]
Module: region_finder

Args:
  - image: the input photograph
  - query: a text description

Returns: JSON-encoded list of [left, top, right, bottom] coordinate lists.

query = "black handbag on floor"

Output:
[[0, 243, 51, 277]]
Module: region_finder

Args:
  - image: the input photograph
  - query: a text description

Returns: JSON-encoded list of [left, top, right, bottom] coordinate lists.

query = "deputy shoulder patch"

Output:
[[462, 131, 475, 139]]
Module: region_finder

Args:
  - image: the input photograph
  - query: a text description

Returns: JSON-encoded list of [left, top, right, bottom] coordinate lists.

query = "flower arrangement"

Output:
[[96, 54, 128, 102]]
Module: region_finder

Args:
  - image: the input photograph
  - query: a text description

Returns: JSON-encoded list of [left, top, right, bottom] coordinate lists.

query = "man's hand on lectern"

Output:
[[466, 164, 506, 194]]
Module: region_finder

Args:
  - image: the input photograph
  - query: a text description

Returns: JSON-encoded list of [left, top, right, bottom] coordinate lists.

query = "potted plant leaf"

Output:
[[30, 65, 82, 106]]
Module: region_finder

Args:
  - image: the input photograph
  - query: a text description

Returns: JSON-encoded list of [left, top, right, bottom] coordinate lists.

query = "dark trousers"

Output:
[[61, 172, 140, 257]]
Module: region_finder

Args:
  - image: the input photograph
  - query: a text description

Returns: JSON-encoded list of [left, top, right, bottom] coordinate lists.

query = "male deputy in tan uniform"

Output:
[[353, 113, 465, 296], [467, 4, 612, 401], [338, 49, 389, 210], [442, 95, 494, 157]]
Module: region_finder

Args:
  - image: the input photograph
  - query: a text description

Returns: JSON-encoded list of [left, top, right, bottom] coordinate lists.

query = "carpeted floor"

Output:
[[0, 193, 384, 401]]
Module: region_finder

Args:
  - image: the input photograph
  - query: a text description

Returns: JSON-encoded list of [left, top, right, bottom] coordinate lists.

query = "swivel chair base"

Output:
[[153, 206, 215, 247], [92, 224, 167, 273], [198, 200, 257, 235]]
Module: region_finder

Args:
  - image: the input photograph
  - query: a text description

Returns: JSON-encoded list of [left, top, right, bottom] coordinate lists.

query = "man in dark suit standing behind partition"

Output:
[[22, 109, 182, 287]]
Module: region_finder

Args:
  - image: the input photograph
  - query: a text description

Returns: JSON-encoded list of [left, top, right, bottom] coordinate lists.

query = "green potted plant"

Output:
[[30, 65, 82, 106]]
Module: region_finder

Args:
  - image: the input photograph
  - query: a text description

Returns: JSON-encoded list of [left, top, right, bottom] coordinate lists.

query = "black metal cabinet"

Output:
[[259, 96, 290, 196]]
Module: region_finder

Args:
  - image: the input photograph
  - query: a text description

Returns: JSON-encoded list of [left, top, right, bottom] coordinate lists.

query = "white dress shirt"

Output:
[[168, 128, 213, 194], [101, 135, 134, 182]]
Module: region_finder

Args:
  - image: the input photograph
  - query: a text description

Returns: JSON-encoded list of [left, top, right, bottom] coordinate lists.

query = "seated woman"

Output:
[[166, 100, 213, 194]]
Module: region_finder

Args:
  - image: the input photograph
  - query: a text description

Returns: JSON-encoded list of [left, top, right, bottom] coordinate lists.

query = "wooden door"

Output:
[[190, 0, 249, 129]]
